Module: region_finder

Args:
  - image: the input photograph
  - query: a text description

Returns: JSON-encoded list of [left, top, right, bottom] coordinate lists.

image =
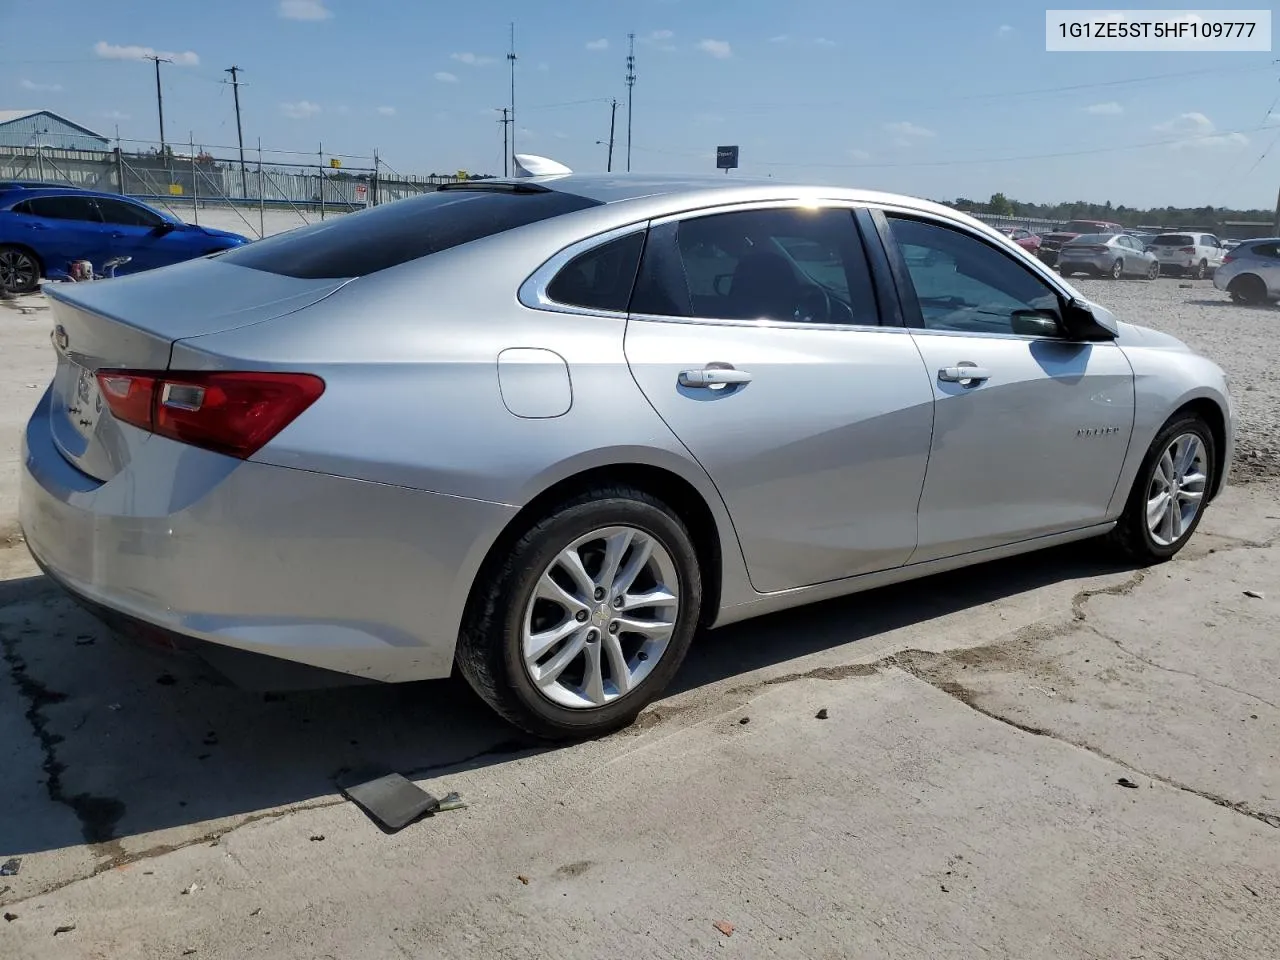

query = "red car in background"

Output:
[[999, 226, 1042, 255]]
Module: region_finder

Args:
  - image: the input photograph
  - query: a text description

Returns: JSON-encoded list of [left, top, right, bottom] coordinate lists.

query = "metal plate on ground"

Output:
[[336, 769, 440, 832]]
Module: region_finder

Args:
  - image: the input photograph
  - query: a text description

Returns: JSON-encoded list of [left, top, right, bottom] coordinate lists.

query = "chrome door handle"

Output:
[[678, 367, 752, 388], [937, 364, 990, 383]]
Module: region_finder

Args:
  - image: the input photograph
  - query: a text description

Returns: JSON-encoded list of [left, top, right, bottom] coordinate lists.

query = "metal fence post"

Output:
[[318, 141, 326, 221], [257, 138, 265, 239], [114, 146, 125, 194], [189, 134, 198, 225], [372, 148, 379, 207]]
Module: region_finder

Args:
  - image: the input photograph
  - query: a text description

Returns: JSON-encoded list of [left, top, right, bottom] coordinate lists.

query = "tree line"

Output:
[[938, 192, 1273, 228]]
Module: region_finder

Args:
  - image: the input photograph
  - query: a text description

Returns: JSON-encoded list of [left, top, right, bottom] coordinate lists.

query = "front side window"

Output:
[[24, 195, 101, 223], [544, 232, 644, 312], [886, 216, 1062, 336], [630, 206, 879, 325], [94, 197, 165, 227]]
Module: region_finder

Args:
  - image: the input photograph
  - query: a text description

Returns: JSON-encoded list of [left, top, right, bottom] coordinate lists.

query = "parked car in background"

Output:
[[1222, 238, 1242, 251], [1131, 233, 1156, 250], [1212, 237, 1280, 305], [1058, 233, 1161, 280], [20, 164, 1234, 738], [0, 187, 249, 293], [1037, 219, 1126, 267], [1147, 232, 1225, 279], [998, 226, 1041, 254]]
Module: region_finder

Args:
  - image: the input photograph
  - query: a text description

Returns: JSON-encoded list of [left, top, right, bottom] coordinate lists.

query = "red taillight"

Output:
[[95, 370, 325, 459], [1179, 246, 1195, 254], [1222, 254, 1235, 263]]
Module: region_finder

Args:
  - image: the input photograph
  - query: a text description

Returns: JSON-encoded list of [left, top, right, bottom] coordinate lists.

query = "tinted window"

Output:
[[94, 197, 166, 227], [1247, 242, 1280, 259], [217, 186, 601, 279], [1153, 234, 1194, 246], [545, 232, 644, 312], [23, 196, 101, 222], [1070, 234, 1115, 244], [631, 207, 879, 325], [1065, 221, 1106, 233], [887, 216, 1061, 336]]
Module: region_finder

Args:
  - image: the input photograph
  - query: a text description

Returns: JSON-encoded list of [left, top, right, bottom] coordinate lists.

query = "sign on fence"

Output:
[[716, 145, 739, 171], [355, 183, 367, 203], [168, 183, 183, 195]]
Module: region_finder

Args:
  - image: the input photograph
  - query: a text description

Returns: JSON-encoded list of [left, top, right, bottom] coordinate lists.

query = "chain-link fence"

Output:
[[0, 136, 481, 238]]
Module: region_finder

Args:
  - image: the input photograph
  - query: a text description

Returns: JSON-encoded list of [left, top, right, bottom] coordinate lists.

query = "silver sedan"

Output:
[[20, 161, 1235, 739], [1057, 233, 1161, 280]]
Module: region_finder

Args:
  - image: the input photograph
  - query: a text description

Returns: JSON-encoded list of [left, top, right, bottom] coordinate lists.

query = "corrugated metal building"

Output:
[[0, 110, 110, 151]]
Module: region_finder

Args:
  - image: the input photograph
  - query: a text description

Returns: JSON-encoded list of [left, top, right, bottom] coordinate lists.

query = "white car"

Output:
[[1147, 232, 1226, 279]]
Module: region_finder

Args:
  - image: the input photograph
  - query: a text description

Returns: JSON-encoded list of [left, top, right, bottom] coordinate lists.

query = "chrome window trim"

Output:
[[517, 223, 648, 319]]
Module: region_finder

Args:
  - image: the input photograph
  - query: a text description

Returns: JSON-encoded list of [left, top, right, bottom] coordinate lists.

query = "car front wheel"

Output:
[[1109, 259, 1124, 280], [1108, 414, 1215, 564], [0, 245, 40, 294], [1146, 261, 1160, 280], [456, 486, 703, 740]]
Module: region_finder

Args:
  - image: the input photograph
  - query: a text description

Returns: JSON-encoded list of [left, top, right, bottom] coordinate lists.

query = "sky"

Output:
[[2, 0, 1279, 210]]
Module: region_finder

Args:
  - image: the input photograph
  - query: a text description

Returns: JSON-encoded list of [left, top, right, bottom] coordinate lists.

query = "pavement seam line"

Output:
[[884, 659, 1280, 831]]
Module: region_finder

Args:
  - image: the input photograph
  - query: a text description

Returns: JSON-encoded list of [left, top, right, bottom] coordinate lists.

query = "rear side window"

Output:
[[1247, 242, 1280, 259], [217, 187, 601, 279], [21, 195, 101, 222], [1153, 234, 1194, 246], [545, 232, 644, 312]]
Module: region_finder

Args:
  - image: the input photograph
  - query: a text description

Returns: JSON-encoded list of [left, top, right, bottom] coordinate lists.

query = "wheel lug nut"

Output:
[[637, 651, 648, 662], [608, 621, 619, 634], [613, 596, 623, 608], [575, 610, 588, 622], [586, 630, 598, 643], [593, 587, 605, 601]]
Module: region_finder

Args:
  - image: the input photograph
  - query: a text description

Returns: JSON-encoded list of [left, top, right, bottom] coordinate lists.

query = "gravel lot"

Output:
[[1071, 274, 1280, 482]]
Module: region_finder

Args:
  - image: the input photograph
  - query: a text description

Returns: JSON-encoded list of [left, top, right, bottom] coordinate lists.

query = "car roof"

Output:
[[0, 187, 160, 210]]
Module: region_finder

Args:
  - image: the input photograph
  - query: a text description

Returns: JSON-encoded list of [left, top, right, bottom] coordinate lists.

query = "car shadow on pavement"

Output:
[[0, 541, 1127, 860]]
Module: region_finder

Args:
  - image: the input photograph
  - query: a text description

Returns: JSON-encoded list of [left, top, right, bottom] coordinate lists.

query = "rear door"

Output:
[[622, 203, 937, 593], [870, 209, 1135, 562], [15, 194, 107, 272]]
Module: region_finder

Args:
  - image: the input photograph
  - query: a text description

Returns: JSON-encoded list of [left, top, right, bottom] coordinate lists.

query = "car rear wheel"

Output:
[[0, 245, 40, 294], [456, 486, 702, 740], [1108, 414, 1215, 564], [1145, 261, 1160, 280], [1109, 259, 1124, 280], [1228, 274, 1268, 305]]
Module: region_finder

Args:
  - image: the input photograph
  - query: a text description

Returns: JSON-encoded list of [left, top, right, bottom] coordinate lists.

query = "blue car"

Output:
[[0, 188, 250, 293]]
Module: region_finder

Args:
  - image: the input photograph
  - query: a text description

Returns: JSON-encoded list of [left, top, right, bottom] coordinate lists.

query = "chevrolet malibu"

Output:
[[21, 160, 1235, 739]]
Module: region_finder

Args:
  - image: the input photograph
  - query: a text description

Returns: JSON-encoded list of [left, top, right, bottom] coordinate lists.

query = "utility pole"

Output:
[[497, 107, 511, 176], [606, 99, 618, 172], [507, 23, 518, 165], [144, 55, 171, 157], [225, 66, 248, 199], [625, 33, 636, 172]]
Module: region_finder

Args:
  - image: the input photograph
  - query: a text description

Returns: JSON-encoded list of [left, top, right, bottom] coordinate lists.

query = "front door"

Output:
[[874, 212, 1135, 562], [624, 204, 937, 593], [90, 196, 176, 273]]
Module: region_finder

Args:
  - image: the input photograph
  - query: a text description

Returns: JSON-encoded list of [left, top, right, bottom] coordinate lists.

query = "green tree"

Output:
[[987, 192, 1013, 216]]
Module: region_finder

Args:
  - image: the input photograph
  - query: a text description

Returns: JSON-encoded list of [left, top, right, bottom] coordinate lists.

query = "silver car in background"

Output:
[[1058, 233, 1161, 280], [1212, 237, 1280, 305], [20, 162, 1235, 739]]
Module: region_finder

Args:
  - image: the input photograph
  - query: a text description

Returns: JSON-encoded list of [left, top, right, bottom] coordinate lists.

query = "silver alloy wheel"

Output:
[[1146, 433, 1208, 546], [521, 525, 680, 709], [0, 248, 38, 292], [1111, 259, 1124, 279]]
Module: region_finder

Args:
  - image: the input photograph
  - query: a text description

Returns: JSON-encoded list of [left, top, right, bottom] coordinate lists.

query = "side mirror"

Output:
[[153, 221, 178, 235], [1061, 297, 1118, 341], [1011, 309, 1061, 337]]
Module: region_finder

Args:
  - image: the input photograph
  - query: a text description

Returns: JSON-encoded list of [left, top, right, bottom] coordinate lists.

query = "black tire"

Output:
[[1108, 414, 1216, 565], [1228, 274, 1268, 306], [1146, 261, 1160, 281], [456, 485, 703, 740], [1194, 259, 1207, 280], [1109, 258, 1124, 280], [0, 244, 41, 294]]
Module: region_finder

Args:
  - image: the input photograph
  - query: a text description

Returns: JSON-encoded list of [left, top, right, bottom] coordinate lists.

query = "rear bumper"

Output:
[[1058, 254, 1114, 273], [20, 388, 518, 684]]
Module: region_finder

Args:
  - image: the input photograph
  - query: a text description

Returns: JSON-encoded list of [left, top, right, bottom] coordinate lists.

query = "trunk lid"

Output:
[[45, 258, 349, 481]]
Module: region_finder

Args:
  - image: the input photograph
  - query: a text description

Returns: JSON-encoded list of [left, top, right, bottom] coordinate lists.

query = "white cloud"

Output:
[[641, 29, 677, 51], [814, 37, 837, 47], [1154, 111, 1214, 135], [21, 79, 63, 92], [649, 29, 674, 40], [376, 105, 396, 116], [279, 100, 321, 119], [100, 110, 130, 120], [450, 52, 494, 66], [586, 38, 609, 51], [1153, 112, 1248, 149], [769, 34, 790, 43], [1085, 101, 1124, 116], [849, 148, 872, 161], [94, 41, 199, 66], [997, 24, 1014, 37], [698, 39, 732, 59], [434, 71, 459, 83], [1173, 132, 1249, 150], [885, 120, 935, 140], [278, 0, 332, 20]]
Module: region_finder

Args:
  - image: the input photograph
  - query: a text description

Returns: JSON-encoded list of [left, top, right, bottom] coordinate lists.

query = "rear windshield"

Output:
[[1153, 234, 1193, 246], [216, 186, 601, 279], [1070, 234, 1114, 244], [1064, 221, 1107, 233]]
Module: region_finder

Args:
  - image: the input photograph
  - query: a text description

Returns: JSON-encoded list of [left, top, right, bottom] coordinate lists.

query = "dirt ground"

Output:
[[1, 277, 1277, 959]]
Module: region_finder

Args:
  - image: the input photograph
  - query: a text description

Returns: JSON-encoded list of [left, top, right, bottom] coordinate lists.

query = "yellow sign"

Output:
[[456, 169, 468, 180], [329, 158, 342, 169], [168, 183, 183, 195]]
